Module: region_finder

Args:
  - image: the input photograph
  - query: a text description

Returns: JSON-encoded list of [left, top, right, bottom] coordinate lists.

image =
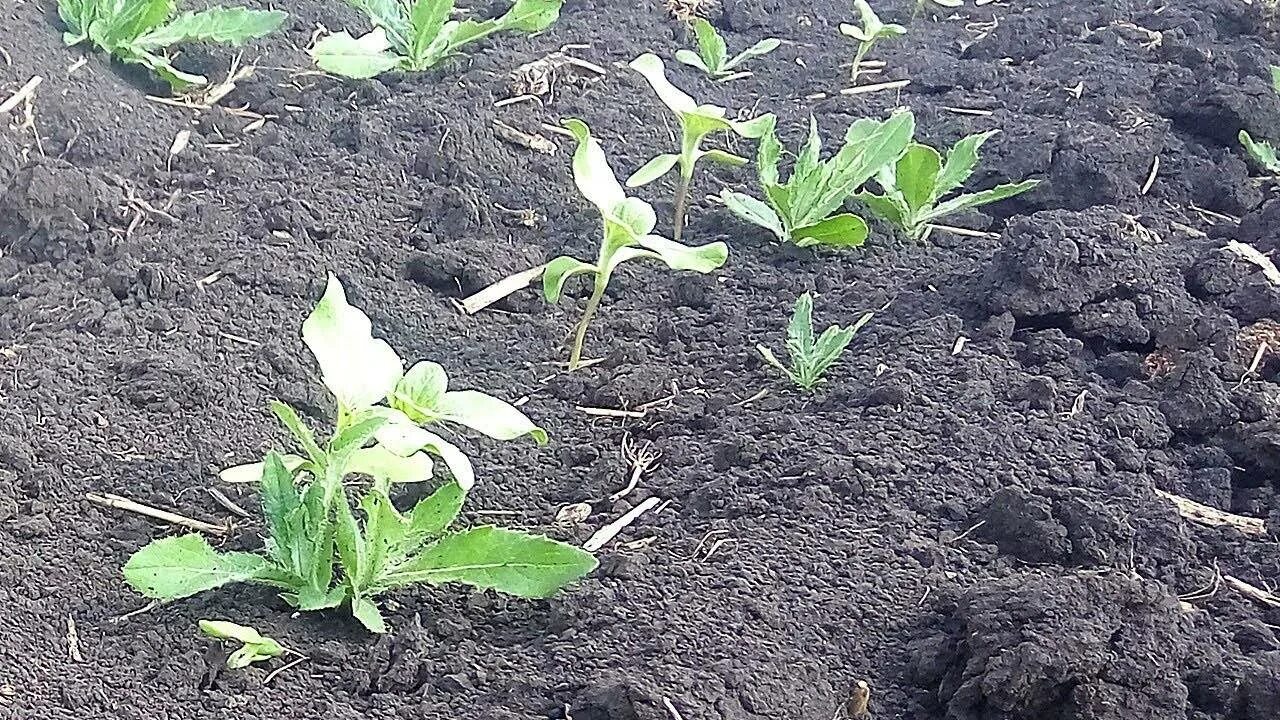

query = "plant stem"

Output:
[[569, 280, 607, 370], [851, 41, 871, 83], [673, 171, 693, 243]]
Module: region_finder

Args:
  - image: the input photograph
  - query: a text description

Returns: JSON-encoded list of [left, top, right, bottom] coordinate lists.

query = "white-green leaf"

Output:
[[630, 53, 699, 114], [793, 213, 869, 248], [311, 29, 403, 79], [1241, 130, 1280, 173], [391, 361, 449, 422], [542, 255, 597, 303], [219, 454, 307, 484], [124, 534, 266, 600], [675, 49, 711, 74], [721, 190, 787, 241], [561, 118, 626, 216], [380, 526, 597, 596], [302, 274, 404, 411], [199, 620, 284, 668], [724, 37, 781, 71], [435, 390, 548, 444], [922, 179, 1040, 225], [133, 8, 286, 50], [626, 154, 680, 187], [632, 235, 729, 273], [349, 445, 435, 484], [701, 148, 750, 167], [374, 422, 475, 490]]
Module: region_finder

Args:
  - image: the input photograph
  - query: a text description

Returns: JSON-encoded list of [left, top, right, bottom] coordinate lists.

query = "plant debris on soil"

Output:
[[2, 0, 1280, 718]]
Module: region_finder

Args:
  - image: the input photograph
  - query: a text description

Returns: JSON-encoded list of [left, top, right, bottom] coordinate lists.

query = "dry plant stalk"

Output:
[[1155, 489, 1266, 535]]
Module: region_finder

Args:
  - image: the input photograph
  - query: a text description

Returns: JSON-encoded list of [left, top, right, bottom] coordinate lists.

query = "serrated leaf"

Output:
[[379, 526, 597, 597], [921, 179, 1040, 225], [311, 29, 403, 79], [794, 111, 914, 229], [270, 401, 324, 464], [124, 534, 266, 600], [691, 18, 727, 72], [935, 130, 998, 198], [786, 292, 816, 356], [58, 0, 97, 44], [96, 0, 174, 47], [626, 154, 680, 187], [408, 0, 451, 59], [435, 390, 547, 444], [302, 274, 403, 411], [351, 596, 387, 632], [1241, 130, 1280, 173], [133, 8, 286, 50], [721, 190, 787, 241], [542, 255, 597, 303], [793, 213, 869, 248], [407, 482, 466, 539], [854, 191, 907, 229]]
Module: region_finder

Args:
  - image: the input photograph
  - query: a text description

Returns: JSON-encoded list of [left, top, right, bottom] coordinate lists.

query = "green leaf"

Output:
[[351, 596, 387, 633], [58, 0, 98, 44], [724, 37, 781, 72], [626, 154, 680, 187], [350, 0, 414, 49], [854, 191, 908, 229], [199, 620, 284, 668], [95, 0, 175, 46], [792, 213, 869, 248], [561, 118, 627, 216], [631, 235, 729, 273], [259, 452, 303, 565], [133, 8, 286, 50], [542, 255, 597, 303], [793, 111, 915, 229], [935, 130, 998, 198], [1240, 130, 1280, 173], [270, 401, 324, 465], [787, 291, 817, 357], [630, 53, 700, 115], [721, 190, 787, 241], [921, 179, 1040, 225], [756, 119, 782, 186], [375, 421, 476, 490], [330, 414, 389, 468], [435, 390, 548, 444], [311, 29, 404, 79], [390, 361, 450, 423], [895, 144, 943, 213], [407, 0, 450, 60], [494, 0, 564, 32], [380, 526, 597, 597], [675, 49, 711, 74], [691, 18, 727, 73], [302, 274, 403, 411], [1271, 65, 1280, 95], [334, 498, 366, 590], [407, 482, 466, 539], [124, 534, 266, 601], [701, 148, 750, 167]]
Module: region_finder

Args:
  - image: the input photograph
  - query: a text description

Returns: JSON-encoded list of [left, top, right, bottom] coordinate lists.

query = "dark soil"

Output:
[[2, 0, 1280, 717]]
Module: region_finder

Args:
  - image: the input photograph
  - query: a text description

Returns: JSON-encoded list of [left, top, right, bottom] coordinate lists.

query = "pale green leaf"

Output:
[[691, 18, 727, 72], [435, 390, 548, 444], [350, 0, 414, 50], [311, 29, 403, 79], [721, 190, 787, 241], [270, 401, 324, 465], [724, 37, 780, 71], [1240, 130, 1280, 173], [374, 422, 476, 490], [408, 0, 451, 59], [701, 148, 750, 167], [921, 179, 1040, 224], [787, 291, 816, 356], [675, 49, 711, 74], [390, 361, 450, 423], [630, 53, 699, 114], [133, 8, 286, 50], [632, 235, 729, 273], [95, 0, 174, 46], [124, 534, 266, 600], [348, 445, 435, 484], [219, 454, 306, 484], [561, 118, 626, 216], [380, 526, 597, 597], [626, 153, 680, 187], [935, 130, 998, 198], [302, 274, 403, 411], [542, 255, 597, 303], [854, 191, 907, 229], [793, 213, 869, 248], [407, 481, 466, 539], [494, 0, 564, 32], [351, 596, 387, 633], [1271, 65, 1280, 95]]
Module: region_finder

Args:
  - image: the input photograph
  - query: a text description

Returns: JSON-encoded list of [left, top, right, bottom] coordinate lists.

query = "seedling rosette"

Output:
[[1239, 66, 1280, 173], [310, 0, 564, 79], [57, 0, 286, 89], [759, 292, 871, 390], [544, 119, 729, 370], [675, 18, 780, 81], [124, 275, 594, 633], [839, 0, 906, 84]]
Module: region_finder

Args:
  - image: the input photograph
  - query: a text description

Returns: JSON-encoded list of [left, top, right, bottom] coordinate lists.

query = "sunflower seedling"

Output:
[[1240, 66, 1280, 173], [626, 53, 775, 241], [199, 620, 285, 669], [124, 276, 592, 633], [839, 0, 906, 83], [675, 18, 780, 81], [311, 0, 564, 79], [856, 130, 1039, 240], [720, 112, 915, 248], [759, 292, 871, 390], [544, 119, 728, 370], [57, 0, 286, 89]]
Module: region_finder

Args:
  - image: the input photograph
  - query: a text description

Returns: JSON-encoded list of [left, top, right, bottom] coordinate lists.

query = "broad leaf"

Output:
[[220, 454, 307, 484], [375, 422, 476, 490], [302, 274, 404, 411], [1241, 131, 1280, 173], [407, 0, 451, 58], [58, 0, 98, 44], [793, 213, 869, 248], [854, 191, 907, 229], [407, 482, 466, 539], [626, 154, 680, 188], [380, 526, 597, 597], [721, 190, 787, 241], [350, 0, 414, 49], [894, 144, 943, 212], [631, 235, 729, 273], [691, 18, 727, 72], [542, 256, 597, 303], [124, 534, 265, 600], [349, 445, 435, 484], [630, 53, 699, 115], [311, 29, 403, 79], [435, 390, 548, 443], [133, 8, 286, 50], [701, 149, 750, 167], [391, 361, 450, 423], [351, 596, 387, 633], [675, 49, 711, 74], [494, 0, 564, 32], [95, 0, 174, 47], [562, 119, 626, 216], [935, 130, 998, 198]]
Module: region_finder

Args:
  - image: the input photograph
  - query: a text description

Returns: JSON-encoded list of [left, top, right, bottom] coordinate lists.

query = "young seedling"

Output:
[[720, 112, 915, 248], [856, 130, 1039, 240], [625, 53, 775, 242], [123, 276, 592, 633], [57, 0, 286, 89], [675, 18, 780, 81], [544, 119, 729, 370], [759, 292, 871, 390], [199, 620, 285, 669], [310, 0, 563, 79], [839, 0, 906, 83], [1240, 66, 1280, 173]]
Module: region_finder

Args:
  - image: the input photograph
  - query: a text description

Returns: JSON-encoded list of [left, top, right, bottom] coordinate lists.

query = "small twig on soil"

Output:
[[840, 78, 910, 96], [1155, 489, 1266, 535], [492, 119, 557, 154], [583, 496, 660, 552], [733, 388, 769, 407], [218, 331, 261, 347], [576, 405, 646, 419], [0, 76, 41, 115], [1223, 575, 1280, 609], [1063, 389, 1088, 418], [1224, 240, 1280, 286], [1179, 562, 1222, 603], [113, 601, 159, 624], [949, 520, 986, 543], [66, 616, 84, 663], [263, 655, 310, 686], [1189, 204, 1238, 225], [461, 264, 547, 314], [611, 435, 661, 502], [846, 680, 871, 719], [928, 223, 1000, 239], [662, 697, 688, 720], [86, 492, 229, 535], [1140, 156, 1160, 195], [207, 488, 251, 519], [940, 106, 994, 116]]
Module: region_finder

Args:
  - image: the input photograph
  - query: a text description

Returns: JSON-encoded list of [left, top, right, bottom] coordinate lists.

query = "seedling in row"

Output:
[[124, 276, 592, 633], [839, 0, 906, 83], [626, 53, 775, 241], [759, 292, 871, 390], [856, 129, 1039, 240], [311, 0, 564, 79], [58, 0, 286, 89], [721, 112, 915, 248], [1239, 66, 1280, 173], [544, 119, 728, 370], [676, 18, 780, 81], [199, 620, 285, 669]]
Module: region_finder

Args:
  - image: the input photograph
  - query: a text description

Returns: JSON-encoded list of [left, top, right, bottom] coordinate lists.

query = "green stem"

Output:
[[569, 280, 607, 371], [673, 170, 693, 243], [851, 41, 871, 83]]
